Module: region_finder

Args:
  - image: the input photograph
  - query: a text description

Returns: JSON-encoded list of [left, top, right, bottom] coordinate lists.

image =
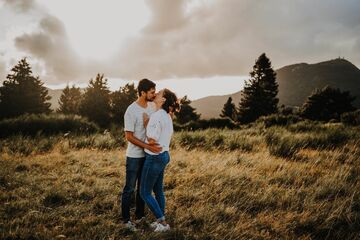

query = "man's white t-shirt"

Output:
[[124, 101, 155, 158]]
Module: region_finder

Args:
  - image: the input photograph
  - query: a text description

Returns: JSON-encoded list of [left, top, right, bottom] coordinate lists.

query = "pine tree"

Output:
[[300, 86, 355, 121], [57, 84, 82, 114], [174, 95, 200, 124], [0, 58, 51, 119], [110, 83, 137, 125], [238, 53, 279, 123], [79, 74, 111, 128], [220, 97, 237, 121]]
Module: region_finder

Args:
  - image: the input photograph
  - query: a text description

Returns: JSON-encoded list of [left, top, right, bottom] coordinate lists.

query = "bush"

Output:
[[0, 132, 126, 155], [265, 125, 352, 159], [257, 114, 302, 128], [265, 129, 303, 159], [0, 135, 63, 155], [0, 113, 99, 138], [287, 120, 325, 133], [204, 129, 225, 150], [341, 109, 360, 126], [177, 132, 206, 150], [301, 126, 351, 149], [174, 129, 255, 152], [226, 136, 253, 152], [174, 118, 239, 131], [300, 86, 356, 121]]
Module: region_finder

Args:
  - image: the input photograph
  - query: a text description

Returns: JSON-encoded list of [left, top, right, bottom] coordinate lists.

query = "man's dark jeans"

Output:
[[121, 157, 145, 223]]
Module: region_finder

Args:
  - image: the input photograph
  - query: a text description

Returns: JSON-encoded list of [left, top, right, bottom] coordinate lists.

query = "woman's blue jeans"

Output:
[[140, 151, 170, 221]]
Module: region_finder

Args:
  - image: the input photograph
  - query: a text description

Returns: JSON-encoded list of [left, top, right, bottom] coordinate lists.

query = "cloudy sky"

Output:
[[0, 0, 359, 100]]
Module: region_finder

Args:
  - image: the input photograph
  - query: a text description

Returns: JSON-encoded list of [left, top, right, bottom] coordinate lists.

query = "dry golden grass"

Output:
[[1, 125, 360, 239]]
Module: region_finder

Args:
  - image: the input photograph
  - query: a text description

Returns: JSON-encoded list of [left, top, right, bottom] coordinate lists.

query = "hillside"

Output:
[[191, 92, 243, 119], [192, 58, 360, 119], [277, 58, 360, 107]]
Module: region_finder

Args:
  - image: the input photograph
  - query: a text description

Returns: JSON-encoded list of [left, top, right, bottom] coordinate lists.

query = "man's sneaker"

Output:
[[154, 223, 170, 232], [124, 221, 137, 232]]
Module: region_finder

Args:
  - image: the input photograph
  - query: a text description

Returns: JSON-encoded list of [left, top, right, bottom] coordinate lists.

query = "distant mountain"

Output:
[[192, 58, 360, 119], [277, 58, 360, 107], [191, 92, 243, 120]]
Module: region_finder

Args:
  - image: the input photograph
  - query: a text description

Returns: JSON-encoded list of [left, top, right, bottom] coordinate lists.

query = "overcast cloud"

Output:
[[1, 0, 359, 84], [110, 0, 360, 79]]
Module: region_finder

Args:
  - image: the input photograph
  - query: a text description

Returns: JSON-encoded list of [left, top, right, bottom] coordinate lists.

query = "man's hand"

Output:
[[125, 131, 162, 153], [146, 141, 162, 153], [147, 137, 157, 145]]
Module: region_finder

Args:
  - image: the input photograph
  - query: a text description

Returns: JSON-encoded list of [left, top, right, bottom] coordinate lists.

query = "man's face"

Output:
[[145, 88, 156, 102]]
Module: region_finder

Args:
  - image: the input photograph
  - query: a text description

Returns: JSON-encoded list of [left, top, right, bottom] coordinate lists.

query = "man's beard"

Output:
[[146, 96, 154, 102]]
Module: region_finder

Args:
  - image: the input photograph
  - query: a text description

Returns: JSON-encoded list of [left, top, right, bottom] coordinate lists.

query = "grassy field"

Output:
[[1, 122, 360, 239]]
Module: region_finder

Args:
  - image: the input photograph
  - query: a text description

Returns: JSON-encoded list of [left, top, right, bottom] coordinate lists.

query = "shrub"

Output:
[[301, 126, 351, 149], [0, 113, 99, 138], [265, 124, 352, 159], [257, 114, 302, 128], [204, 129, 225, 150], [4, 135, 37, 156], [300, 86, 356, 121], [175, 118, 238, 131], [226, 136, 253, 152], [0, 132, 126, 155], [265, 129, 303, 159], [287, 120, 325, 133], [177, 132, 206, 150], [341, 109, 360, 126]]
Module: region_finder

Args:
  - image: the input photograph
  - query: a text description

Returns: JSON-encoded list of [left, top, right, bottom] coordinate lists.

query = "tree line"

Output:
[[0, 55, 357, 130], [0, 58, 200, 128]]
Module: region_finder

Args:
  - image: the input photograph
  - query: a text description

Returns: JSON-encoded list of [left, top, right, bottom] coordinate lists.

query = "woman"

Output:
[[140, 88, 179, 232]]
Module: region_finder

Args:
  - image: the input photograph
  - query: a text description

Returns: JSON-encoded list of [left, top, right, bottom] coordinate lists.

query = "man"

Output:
[[121, 78, 162, 230]]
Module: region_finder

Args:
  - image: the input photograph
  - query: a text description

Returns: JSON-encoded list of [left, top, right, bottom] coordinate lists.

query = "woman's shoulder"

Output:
[[150, 109, 168, 120], [149, 109, 162, 119]]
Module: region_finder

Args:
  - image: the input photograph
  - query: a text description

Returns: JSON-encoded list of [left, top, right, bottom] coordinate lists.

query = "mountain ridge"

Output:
[[191, 58, 360, 119]]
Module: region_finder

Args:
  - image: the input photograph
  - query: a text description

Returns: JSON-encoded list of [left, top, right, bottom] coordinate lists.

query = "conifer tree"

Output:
[[175, 95, 200, 124], [110, 83, 137, 124], [238, 53, 279, 123], [0, 58, 51, 119], [79, 74, 111, 127], [220, 97, 237, 121], [57, 85, 82, 114]]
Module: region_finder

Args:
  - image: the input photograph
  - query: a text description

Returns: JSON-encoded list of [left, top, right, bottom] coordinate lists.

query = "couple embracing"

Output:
[[120, 79, 179, 232]]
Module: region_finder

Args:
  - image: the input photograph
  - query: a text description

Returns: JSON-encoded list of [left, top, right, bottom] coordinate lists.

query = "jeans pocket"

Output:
[[162, 152, 170, 165]]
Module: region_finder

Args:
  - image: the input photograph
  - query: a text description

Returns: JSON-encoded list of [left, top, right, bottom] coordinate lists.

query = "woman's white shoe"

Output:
[[154, 223, 170, 232], [150, 221, 158, 229]]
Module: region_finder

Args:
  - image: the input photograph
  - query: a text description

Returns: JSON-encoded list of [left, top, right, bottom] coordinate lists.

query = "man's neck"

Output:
[[136, 97, 148, 108]]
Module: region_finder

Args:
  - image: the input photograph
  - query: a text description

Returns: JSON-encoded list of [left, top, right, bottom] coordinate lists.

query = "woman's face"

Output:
[[154, 89, 165, 106]]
